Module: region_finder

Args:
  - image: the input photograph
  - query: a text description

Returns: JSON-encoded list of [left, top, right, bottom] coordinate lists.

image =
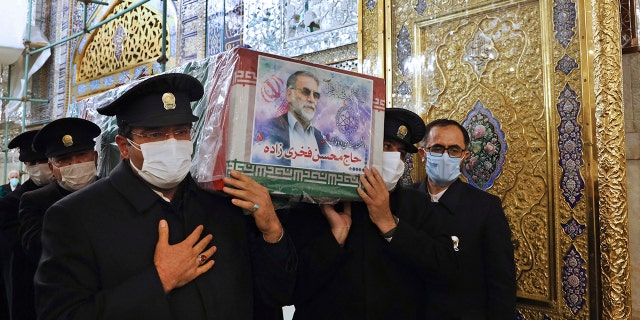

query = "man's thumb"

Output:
[[157, 219, 169, 244]]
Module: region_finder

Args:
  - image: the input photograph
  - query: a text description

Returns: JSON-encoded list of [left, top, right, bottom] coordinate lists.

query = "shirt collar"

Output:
[[287, 112, 313, 133], [429, 187, 447, 202]]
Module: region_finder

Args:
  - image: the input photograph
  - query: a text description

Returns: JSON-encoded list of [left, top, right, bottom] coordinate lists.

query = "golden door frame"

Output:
[[358, 0, 629, 318]]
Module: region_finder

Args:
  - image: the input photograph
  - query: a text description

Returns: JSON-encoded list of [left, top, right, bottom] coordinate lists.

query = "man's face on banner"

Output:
[[287, 74, 320, 124]]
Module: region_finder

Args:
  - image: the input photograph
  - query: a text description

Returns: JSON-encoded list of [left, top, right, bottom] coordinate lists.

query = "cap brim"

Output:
[[388, 136, 419, 153], [46, 143, 96, 158], [124, 113, 199, 128]]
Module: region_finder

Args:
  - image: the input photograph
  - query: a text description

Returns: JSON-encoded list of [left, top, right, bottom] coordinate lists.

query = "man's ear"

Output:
[[417, 148, 426, 162], [285, 87, 294, 102], [461, 150, 471, 161], [115, 135, 130, 159]]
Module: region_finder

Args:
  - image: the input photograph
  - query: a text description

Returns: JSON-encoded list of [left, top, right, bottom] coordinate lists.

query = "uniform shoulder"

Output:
[[21, 182, 57, 200]]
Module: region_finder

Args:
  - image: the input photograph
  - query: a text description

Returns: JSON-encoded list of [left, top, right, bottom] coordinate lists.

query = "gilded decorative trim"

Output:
[[589, 0, 631, 317]]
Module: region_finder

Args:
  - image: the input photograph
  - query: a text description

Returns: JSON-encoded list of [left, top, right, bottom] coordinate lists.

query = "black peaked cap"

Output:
[[32, 118, 101, 158], [8, 130, 47, 162], [96, 73, 204, 127], [384, 108, 426, 153]]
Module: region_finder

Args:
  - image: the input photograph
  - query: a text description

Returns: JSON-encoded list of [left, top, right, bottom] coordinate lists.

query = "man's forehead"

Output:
[[429, 125, 465, 143], [296, 75, 317, 85]]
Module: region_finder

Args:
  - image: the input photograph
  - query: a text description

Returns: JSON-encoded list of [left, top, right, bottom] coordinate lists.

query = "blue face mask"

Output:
[[9, 177, 19, 188], [425, 152, 461, 187]]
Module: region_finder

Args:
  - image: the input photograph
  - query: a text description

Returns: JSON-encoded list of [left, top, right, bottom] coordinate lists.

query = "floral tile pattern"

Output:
[[562, 245, 587, 315], [553, 0, 576, 49], [206, 0, 225, 55], [397, 81, 412, 95], [414, 0, 427, 16], [224, 0, 244, 50], [556, 54, 578, 76], [557, 84, 584, 208], [396, 25, 411, 77], [461, 100, 507, 190], [561, 217, 586, 240], [365, 0, 377, 11], [399, 153, 415, 186]]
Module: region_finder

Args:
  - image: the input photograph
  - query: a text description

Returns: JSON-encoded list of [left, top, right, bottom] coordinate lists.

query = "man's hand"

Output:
[[154, 220, 216, 293], [320, 202, 352, 246], [357, 167, 397, 234], [222, 170, 283, 243]]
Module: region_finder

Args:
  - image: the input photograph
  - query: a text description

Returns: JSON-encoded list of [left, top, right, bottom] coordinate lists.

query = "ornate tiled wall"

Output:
[[53, 0, 357, 118], [375, 0, 628, 316]]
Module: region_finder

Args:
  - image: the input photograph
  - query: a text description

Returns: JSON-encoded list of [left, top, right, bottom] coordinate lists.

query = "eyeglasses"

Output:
[[294, 87, 321, 100], [131, 127, 192, 142], [425, 144, 466, 158]]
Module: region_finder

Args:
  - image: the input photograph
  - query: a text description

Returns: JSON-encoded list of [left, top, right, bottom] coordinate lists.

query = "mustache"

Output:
[[302, 103, 316, 111]]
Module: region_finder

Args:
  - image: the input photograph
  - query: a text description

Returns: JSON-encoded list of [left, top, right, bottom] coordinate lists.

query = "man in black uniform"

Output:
[[34, 73, 296, 320], [282, 108, 458, 320], [0, 130, 54, 320], [19, 118, 101, 262], [16, 119, 101, 319]]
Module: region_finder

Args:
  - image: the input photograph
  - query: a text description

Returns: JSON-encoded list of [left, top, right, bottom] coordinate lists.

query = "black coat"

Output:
[[412, 179, 517, 320], [0, 183, 15, 198], [0, 179, 44, 320], [0, 179, 41, 249], [19, 181, 72, 264], [35, 160, 296, 320], [281, 186, 457, 320]]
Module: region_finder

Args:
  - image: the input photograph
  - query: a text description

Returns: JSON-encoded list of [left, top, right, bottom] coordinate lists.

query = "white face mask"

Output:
[[129, 138, 193, 190], [27, 163, 55, 186], [56, 161, 97, 191], [380, 151, 405, 191]]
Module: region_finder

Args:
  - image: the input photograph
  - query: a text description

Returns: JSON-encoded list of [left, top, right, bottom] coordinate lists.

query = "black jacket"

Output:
[[35, 160, 296, 320], [281, 186, 457, 320], [412, 179, 516, 320], [19, 181, 72, 263], [0, 179, 44, 320]]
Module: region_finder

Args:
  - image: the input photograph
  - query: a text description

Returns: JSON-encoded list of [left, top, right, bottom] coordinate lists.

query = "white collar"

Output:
[[429, 187, 447, 202]]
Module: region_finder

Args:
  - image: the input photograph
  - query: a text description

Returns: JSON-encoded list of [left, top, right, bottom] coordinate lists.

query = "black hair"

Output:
[[286, 70, 320, 89], [422, 119, 471, 147], [117, 120, 133, 139]]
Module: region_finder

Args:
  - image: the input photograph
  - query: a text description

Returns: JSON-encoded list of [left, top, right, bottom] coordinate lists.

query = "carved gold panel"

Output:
[[73, 0, 177, 99], [360, 0, 629, 318], [414, 0, 555, 303]]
